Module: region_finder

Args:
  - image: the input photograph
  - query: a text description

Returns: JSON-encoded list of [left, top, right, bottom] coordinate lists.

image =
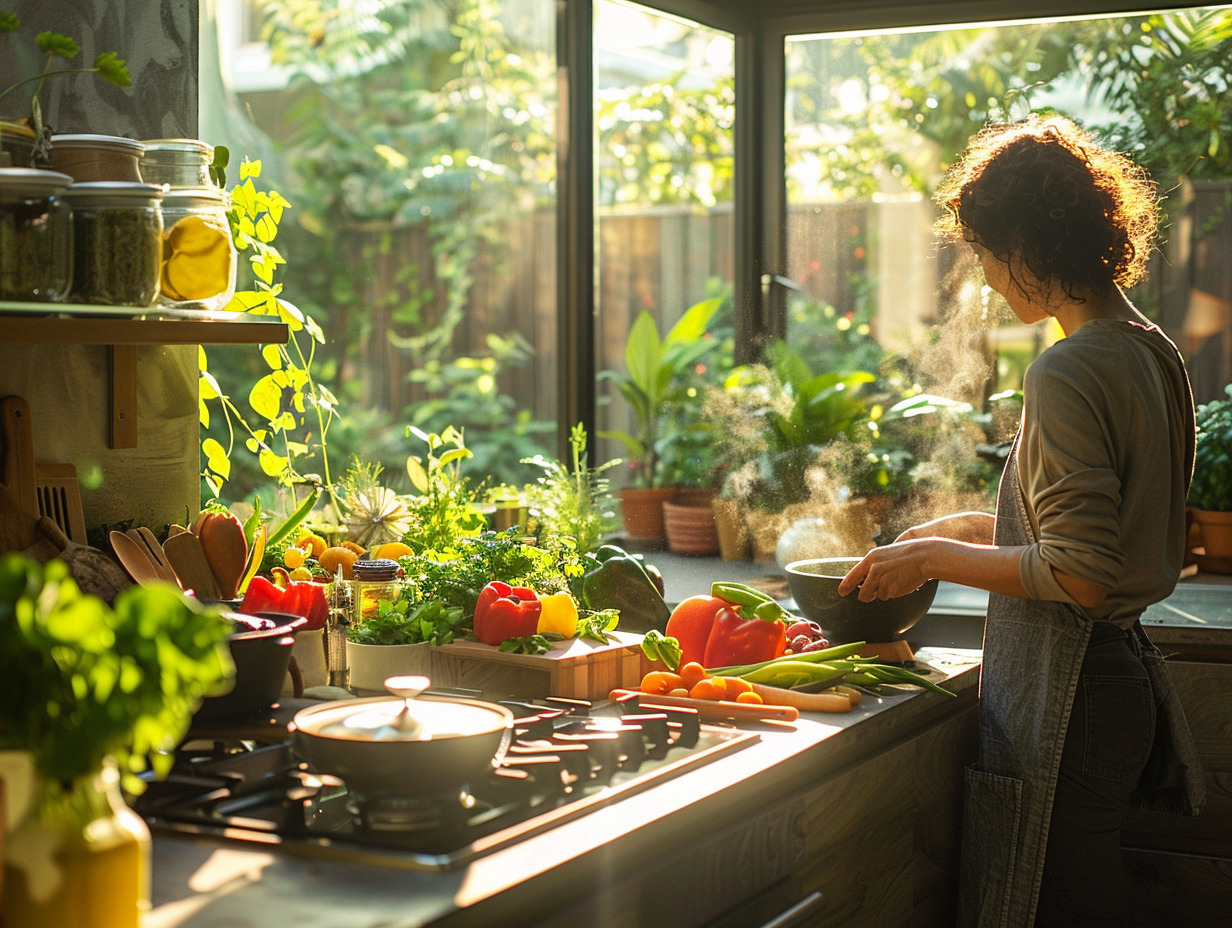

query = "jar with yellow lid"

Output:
[[157, 187, 237, 311]]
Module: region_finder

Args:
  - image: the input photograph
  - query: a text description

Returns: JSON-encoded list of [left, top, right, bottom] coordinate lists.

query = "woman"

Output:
[[838, 116, 1205, 927]]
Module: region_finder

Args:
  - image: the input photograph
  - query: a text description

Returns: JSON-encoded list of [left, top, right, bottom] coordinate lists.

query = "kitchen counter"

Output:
[[146, 645, 983, 928], [146, 560, 1232, 928]]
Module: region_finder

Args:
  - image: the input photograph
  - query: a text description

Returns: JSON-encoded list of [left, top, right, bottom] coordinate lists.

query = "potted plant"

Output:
[[600, 296, 722, 545], [0, 555, 232, 925], [345, 587, 467, 694], [1188, 384, 1232, 567], [521, 422, 620, 553], [0, 14, 131, 167]]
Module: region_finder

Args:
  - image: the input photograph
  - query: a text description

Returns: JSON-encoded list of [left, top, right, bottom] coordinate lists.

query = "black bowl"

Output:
[[192, 613, 305, 724], [784, 557, 938, 643]]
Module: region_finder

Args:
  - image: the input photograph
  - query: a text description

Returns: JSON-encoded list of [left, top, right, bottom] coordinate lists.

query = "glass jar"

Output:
[[140, 138, 215, 187], [350, 558, 404, 623], [0, 168, 73, 302], [48, 134, 145, 183], [60, 182, 164, 307], [157, 187, 237, 311]]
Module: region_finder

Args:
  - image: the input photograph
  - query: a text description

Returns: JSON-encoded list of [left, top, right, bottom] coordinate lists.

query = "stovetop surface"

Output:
[[137, 694, 759, 871]]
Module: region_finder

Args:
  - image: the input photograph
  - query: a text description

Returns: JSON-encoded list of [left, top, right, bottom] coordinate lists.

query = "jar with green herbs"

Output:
[[61, 182, 164, 306], [0, 169, 73, 302], [157, 187, 236, 311]]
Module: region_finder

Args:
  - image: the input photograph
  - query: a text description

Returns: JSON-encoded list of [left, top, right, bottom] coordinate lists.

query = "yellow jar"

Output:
[[157, 186, 237, 311]]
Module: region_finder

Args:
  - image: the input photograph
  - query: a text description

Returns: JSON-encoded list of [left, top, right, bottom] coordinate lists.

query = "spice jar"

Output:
[[0, 168, 73, 302], [350, 558, 404, 623], [61, 182, 164, 307], [157, 187, 236, 311], [48, 134, 145, 183], [141, 138, 216, 187]]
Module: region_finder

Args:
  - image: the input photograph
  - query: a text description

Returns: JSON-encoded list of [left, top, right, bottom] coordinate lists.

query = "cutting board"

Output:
[[429, 631, 655, 701]]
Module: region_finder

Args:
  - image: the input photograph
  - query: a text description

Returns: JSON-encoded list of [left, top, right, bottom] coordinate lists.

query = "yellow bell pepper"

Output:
[[537, 591, 579, 638]]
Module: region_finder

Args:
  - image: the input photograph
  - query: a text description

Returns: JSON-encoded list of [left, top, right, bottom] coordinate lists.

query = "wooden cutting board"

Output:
[[429, 632, 655, 701]]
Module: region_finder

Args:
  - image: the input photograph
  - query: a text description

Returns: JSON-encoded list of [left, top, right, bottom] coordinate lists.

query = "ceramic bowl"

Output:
[[784, 557, 938, 643]]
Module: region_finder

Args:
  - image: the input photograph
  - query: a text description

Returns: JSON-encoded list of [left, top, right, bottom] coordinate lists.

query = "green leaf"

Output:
[[249, 373, 284, 421], [240, 159, 262, 181], [93, 52, 131, 87], [0, 13, 20, 33], [202, 438, 231, 480], [258, 448, 288, 477], [36, 31, 79, 59]]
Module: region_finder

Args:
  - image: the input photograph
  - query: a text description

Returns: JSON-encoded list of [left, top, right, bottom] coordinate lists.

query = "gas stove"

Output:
[[135, 693, 759, 871]]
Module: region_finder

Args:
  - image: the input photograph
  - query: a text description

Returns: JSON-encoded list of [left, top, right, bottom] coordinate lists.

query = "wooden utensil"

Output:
[[110, 530, 163, 585], [0, 395, 37, 525], [130, 527, 180, 585], [608, 688, 800, 723], [162, 531, 222, 599], [34, 461, 88, 544]]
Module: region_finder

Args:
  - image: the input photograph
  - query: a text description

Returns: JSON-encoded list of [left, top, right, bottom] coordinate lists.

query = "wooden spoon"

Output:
[[162, 531, 222, 600], [110, 530, 163, 585], [129, 527, 180, 585]]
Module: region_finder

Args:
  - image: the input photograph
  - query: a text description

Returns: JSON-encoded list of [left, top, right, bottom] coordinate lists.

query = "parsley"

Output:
[[498, 634, 552, 655]]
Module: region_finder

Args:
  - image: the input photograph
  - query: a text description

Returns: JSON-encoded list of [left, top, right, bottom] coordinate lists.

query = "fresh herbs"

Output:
[[0, 556, 233, 790], [345, 594, 466, 647], [521, 422, 619, 553]]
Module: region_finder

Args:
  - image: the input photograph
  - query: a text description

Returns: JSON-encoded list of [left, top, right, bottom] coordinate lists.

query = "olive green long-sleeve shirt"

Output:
[[1016, 319, 1195, 625]]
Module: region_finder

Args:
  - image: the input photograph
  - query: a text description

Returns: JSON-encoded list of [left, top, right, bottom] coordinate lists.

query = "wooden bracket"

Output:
[[109, 344, 139, 449]]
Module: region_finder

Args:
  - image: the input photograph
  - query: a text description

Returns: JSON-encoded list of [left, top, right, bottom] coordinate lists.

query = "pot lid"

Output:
[[293, 684, 513, 744], [0, 168, 74, 197], [141, 138, 214, 157], [60, 181, 166, 206], [51, 134, 145, 155]]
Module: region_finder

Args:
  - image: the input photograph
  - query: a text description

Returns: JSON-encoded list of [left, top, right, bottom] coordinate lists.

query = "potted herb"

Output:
[[0, 555, 232, 923], [521, 422, 620, 553], [1188, 384, 1232, 565], [0, 13, 131, 166], [599, 296, 722, 545], [345, 588, 467, 694]]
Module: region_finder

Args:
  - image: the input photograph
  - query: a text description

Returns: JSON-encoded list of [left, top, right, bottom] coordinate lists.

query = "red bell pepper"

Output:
[[473, 581, 542, 646], [701, 605, 787, 669], [665, 595, 730, 667], [238, 575, 329, 631]]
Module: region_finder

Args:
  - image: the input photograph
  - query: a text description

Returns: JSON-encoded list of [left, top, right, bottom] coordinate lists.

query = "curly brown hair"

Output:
[[934, 115, 1160, 299]]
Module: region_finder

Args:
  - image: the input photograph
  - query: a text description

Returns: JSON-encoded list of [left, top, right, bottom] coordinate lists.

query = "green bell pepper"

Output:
[[579, 544, 671, 633]]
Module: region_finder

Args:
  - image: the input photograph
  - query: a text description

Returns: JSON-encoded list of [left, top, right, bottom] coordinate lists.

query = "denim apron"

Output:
[[956, 440, 1092, 928]]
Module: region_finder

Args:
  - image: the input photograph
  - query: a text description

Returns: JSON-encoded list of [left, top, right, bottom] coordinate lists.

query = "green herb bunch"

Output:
[[521, 422, 619, 553], [400, 425, 487, 556], [345, 590, 466, 647], [0, 556, 233, 790], [0, 13, 131, 155]]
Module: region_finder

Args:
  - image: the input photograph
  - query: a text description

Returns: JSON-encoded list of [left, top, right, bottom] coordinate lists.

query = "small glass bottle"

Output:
[[60, 181, 164, 306], [156, 186, 237, 311], [0, 168, 73, 302]]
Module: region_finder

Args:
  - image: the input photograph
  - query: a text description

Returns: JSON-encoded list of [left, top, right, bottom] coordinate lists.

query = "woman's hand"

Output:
[[837, 539, 938, 603]]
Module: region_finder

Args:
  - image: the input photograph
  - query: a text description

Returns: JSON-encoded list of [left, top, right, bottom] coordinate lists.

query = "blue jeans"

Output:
[[1035, 623, 1156, 928]]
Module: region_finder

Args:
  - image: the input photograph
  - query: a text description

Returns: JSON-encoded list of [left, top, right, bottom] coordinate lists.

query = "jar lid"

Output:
[[162, 185, 231, 208], [352, 559, 402, 582], [0, 168, 74, 197], [141, 138, 215, 158], [50, 134, 146, 155], [61, 181, 166, 207]]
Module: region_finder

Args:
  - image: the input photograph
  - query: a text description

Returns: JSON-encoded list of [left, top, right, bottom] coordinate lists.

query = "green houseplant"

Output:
[[0, 13, 131, 165], [0, 555, 232, 925], [1188, 384, 1232, 565], [600, 296, 722, 545]]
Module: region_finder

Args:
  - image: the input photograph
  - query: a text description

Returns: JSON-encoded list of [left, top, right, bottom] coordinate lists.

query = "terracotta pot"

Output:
[[663, 499, 719, 555], [618, 487, 677, 547], [1190, 507, 1232, 568], [712, 497, 750, 561]]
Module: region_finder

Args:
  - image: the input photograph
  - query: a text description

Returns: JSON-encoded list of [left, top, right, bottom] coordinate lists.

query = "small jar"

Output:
[[48, 134, 145, 183], [141, 138, 215, 187], [0, 168, 73, 302], [61, 182, 164, 307], [157, 186, 237, 311], [350, 558, 404, 623]]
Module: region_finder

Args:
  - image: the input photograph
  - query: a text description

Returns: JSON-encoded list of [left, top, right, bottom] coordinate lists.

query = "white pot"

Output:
[[345, 640, 432, 695]]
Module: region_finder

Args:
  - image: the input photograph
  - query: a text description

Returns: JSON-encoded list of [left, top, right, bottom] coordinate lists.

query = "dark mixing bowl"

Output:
[[784, 557, 938, 643]]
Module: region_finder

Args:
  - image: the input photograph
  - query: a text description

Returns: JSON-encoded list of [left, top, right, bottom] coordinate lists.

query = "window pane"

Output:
[[784, 8, 1232, 406], [594, 0, 736, 489], [204, 0, 559, 502]]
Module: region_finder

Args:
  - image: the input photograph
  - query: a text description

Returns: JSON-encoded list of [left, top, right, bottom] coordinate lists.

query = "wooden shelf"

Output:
[[1, 302, 289, 448]]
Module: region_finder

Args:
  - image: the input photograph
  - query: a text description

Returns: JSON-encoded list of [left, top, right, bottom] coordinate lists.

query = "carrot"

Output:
[[678, 661, 708, 690], [734, 690, 764, 704], [688, 677, 727, 701], [641, 670, 684, 695]]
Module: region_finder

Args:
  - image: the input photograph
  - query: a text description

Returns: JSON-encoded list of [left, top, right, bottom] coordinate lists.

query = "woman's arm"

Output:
[[894, 511, 995, 545]]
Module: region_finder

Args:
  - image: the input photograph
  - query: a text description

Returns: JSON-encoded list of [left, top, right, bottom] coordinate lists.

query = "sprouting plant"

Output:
[[521, 422, 620, 552], [0, 14, 131, 151]]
